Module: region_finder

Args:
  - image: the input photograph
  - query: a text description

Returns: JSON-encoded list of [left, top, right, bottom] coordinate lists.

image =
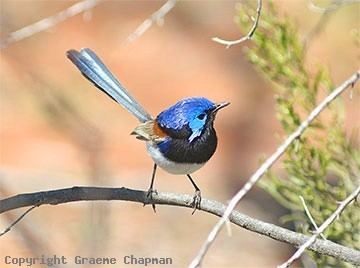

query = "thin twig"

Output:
[[189, 71, 360, 268], [0, 206, 37, 237], [304, 0, 358, 48], [212, 0, 262, 48], [0, 182, 53, 267], [127, 0, 177, 43], [0, 186, 359, 265], [278, 185, 360, 268], [0, 0, 101, 49], [299, 196, 326, 240], [304, 0, 338, 48], [308, 0, 357, 13]]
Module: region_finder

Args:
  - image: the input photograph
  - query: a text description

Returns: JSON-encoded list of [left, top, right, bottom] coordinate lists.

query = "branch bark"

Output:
[[1, 186, 360, 265]]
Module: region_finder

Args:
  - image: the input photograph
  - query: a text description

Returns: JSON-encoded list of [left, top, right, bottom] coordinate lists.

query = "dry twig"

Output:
[[299, 196, 326, 240], [212, 0, 262, 48], [0, 206, 37, 237], [0, 0, 100, 48], [278, 185, 360, 268], [189, 71, 360, 268], [127, 0, 177, 43], [304, 0, 358, 48]]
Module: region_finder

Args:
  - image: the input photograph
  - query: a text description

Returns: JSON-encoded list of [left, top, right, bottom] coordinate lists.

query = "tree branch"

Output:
[[278, 184, 360, 268], [0, 0, 101, 49], [189, 70, 360, 268], [0, 186, 360, 265], [212, 0, 262, 48], [126, 0, 177, 43]]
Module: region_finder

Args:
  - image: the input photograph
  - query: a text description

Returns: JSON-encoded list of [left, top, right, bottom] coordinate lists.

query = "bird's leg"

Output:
[[186, 174, 201, 214], [146, 163, 158, 212]]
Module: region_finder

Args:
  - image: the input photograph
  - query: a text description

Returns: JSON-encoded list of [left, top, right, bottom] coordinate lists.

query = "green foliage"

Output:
[[236, 2, 359, 267]]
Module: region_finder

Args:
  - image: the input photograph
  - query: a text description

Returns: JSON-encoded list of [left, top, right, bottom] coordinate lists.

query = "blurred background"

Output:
[[0, 0, 358, 267]]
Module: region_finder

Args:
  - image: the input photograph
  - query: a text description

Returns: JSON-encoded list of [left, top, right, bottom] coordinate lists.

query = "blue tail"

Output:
[[67, 48, 152, 123]]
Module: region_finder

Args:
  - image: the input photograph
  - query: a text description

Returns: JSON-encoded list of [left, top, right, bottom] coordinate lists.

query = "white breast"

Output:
[[146, 143, 205, 175]]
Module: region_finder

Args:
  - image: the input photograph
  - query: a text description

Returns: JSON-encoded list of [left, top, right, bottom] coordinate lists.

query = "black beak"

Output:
[[212, 102, 230, 113]]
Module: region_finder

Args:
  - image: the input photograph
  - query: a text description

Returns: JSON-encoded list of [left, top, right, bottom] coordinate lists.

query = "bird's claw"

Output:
[[191, 190, 202, 215], [145, 188, 158, 213], [146, 188, 158, 198]]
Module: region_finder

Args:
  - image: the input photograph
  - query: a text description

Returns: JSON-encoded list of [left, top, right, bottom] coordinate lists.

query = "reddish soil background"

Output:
[[0, 1, 358, 267]]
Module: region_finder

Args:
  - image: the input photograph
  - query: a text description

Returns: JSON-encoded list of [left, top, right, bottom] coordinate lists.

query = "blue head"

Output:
[[156, 97, 229, 142]]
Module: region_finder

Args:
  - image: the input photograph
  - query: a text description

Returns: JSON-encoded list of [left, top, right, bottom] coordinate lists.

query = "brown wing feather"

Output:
[[131, 120, 167, 141]]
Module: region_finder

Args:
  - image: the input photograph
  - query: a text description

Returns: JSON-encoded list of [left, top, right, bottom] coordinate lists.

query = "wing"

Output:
[[131, 121, 168, 142]]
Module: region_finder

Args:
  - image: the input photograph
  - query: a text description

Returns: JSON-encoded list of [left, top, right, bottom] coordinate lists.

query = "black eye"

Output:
[[197, 113, 206, 120]]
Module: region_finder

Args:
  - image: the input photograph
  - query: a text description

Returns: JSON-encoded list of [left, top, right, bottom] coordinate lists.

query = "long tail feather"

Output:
[[67, 48, 152, 123]]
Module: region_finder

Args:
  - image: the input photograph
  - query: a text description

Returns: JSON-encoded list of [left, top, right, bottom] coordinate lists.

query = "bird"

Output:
[[66, 48, 229, 213]]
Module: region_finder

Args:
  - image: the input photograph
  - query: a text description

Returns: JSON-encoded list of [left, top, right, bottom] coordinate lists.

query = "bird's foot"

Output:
[[145, 188, 158, 213], [191, 190, 202, 215]]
